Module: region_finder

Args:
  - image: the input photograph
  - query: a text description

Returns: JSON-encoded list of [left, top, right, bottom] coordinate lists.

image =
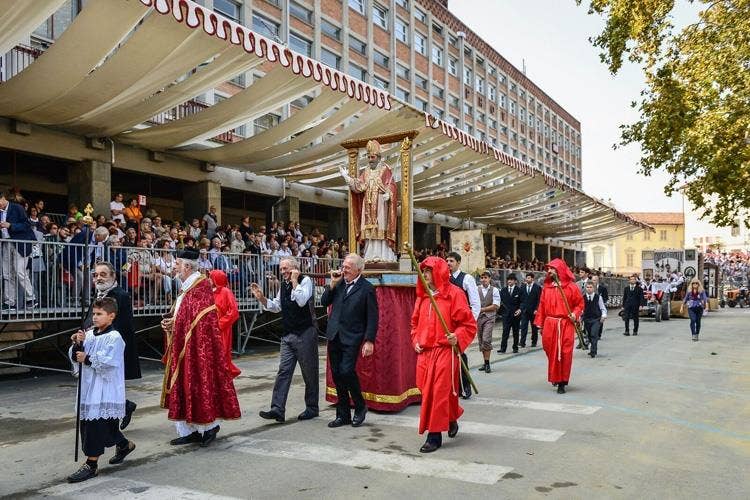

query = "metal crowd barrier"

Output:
[[0, 238, 342, 323]]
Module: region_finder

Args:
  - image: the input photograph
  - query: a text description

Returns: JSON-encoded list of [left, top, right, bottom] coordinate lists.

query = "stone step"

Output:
[[0, 331, 34, 342]]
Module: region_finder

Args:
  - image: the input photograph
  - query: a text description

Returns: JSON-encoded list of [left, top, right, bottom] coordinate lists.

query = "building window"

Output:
[[432, 46, 443, 66], [450, 115, 459, 126], [499, 93, 507, 109], [255, 113, 280, 133], [463, 103, 473, 116], [448, 57, 458, 76], [448, 34, 458, 46], [463, 67, 472, 85], [489, 119, 497, 129], [414, 32, 427, 55], [643, 230, 651, 241], [349, 35, 366, 55], [489, 85, 496, 101], [498, 72, 507, 84], [395, 18, 409, 43], [396, 87, 409, 101], [395, 63, 410, 80], [321, 19, 341, 41], [432, 84, 444, 100], [372, 4, 388, 29], [449, 95, 459, 108], [626, 252, 634, 267], [373, 75, 389, 90], [660, 230, 668, 241], [348, 0, 365, 15], [415, 97, 428, 111], [626, 233, 633, 241], [252, 13, 280, 40], [373, 51, 389, 68], [321, 48, 341, 70], [348, 63, 367, 81], [396, 0, 408, 8], [475, 77, 484, 94], [214, 0, 241, 22], [488, 65, 496, 77], [414, 7, 427, 23], [509, 100, 516, 116], [290, 1, 313, 24], [289, 33, 312, 57], [415, 74, 428, 90]]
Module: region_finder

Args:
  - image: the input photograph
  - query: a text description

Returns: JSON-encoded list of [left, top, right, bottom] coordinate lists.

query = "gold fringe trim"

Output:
[[326, 386, 421, 404]]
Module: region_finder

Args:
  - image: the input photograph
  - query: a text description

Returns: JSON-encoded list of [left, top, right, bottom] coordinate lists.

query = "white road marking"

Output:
[[230, 437, 513, 485], [367, 414, 565, 442], [465, 397, 601, 415], [39, 478, 240, 499]]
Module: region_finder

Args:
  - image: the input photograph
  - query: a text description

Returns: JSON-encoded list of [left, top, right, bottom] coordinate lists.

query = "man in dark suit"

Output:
[[591, 274, 609, 338], [497, 273, 522, 353], [519, 272, 541, 348], [0, 190, 37, 310], [621, 274, 644, 336], [321, 253, 378, 428]]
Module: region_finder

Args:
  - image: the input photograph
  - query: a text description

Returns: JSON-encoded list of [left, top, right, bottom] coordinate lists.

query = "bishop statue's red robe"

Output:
[[411, 257, 477, 435], [161, 274, 241, 426], [534, 259, 584, 385]]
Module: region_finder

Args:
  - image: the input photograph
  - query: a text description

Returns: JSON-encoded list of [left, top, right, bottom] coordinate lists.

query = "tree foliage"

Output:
[[578, 0, 750, 226]]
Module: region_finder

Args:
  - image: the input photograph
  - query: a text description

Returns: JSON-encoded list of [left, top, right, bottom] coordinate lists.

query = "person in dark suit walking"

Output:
[[0, 190, 37, 310], [497, 274, 522, 353], [519, 272, 541, 348], [591, 274, 609, 338], [321, 253, 378, 428], [621, 275, 644, 336]]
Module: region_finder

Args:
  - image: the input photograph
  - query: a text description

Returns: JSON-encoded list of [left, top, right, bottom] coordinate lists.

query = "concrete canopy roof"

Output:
[[0, 0, 651, 243]]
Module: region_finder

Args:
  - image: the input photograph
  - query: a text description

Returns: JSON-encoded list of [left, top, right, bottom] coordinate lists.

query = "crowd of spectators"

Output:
[[704, 251, 750, 282]]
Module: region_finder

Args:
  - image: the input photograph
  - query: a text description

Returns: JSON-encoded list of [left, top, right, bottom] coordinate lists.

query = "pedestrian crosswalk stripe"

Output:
[[465, 397, 601, 415], [40, 478, 240, 499], [367, 414, 565, 442], [230, 437, 513, 485]]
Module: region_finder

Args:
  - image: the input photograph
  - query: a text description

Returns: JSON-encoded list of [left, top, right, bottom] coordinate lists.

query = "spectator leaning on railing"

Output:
[[0, 189, 38, 310]]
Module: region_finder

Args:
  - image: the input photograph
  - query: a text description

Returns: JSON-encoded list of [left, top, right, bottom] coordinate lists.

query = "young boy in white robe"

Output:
[[67, 297, 136, 483]]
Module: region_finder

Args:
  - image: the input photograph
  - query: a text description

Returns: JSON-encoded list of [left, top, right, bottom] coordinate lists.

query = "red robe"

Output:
[[210, 270, 241, 379], [534, 259, 584, 384], [161, 275, 241, 424], [411, 257, 477, 434]]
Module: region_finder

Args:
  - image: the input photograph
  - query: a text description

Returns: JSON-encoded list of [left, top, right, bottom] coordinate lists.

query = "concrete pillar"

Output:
[[67, 160, 111, 218], [328, 207, 347, 242], [512, 238, 518, 260], [183, 180, 221, 224], [273, 195, 300, 226]]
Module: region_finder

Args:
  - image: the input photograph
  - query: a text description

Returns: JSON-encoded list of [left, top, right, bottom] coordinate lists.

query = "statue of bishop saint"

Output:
[[339, 140, 399, 263]]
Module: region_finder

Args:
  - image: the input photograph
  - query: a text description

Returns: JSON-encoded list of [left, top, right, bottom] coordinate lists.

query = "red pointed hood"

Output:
[[544, 258, 575, 287], [417, 256, 452, 298], [209, 269, 229, 289]]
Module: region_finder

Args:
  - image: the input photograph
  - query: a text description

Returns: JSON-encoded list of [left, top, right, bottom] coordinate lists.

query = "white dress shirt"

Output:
[[263, 275, 314, 313], [452, 270, 480, 320], [0, 204, 9, 239]]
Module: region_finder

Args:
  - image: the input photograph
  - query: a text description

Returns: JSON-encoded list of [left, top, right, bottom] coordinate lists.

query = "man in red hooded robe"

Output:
[[411, 256, 476, 453], [160, 248, 241, 447], [209, 269, 241, 379], [534, 258, 584, 394]]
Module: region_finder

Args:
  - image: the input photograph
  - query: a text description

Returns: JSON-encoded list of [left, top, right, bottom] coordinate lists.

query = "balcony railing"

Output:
[[147, 98, 243, 144], [0, 44, 44, 82]]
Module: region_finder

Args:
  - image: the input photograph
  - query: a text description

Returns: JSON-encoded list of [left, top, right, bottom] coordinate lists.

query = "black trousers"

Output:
[[624, 308, 639, 333], [328, 335, 365, 420], [271, 326, 320, 416], [519, 311, 538, 346], [500, 314, 520, 351], [583, 319, 602, 355]]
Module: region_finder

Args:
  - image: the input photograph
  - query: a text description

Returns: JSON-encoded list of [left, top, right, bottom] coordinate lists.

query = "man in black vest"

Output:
[[86, 261, 141, 429], [321, 253, 378, 428], [621, 274, 644, 336], [498, 274, 522, 353], [581, 282, 607, 357], [519, 272, 541, 348], [446, 252, 479, 399], [253, 256, 319, 422]]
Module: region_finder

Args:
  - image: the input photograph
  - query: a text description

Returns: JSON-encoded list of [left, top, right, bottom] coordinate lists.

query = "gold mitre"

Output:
[[366, 139, 381, 156]]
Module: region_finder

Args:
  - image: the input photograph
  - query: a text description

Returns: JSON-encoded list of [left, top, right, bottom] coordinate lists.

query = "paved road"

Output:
[[1, 308, 748, 499]]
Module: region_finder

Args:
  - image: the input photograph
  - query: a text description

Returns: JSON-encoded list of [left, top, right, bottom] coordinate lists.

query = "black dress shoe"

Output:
[[328, 417, 351, 428], [170, 431, 201, 445], [200, 426, 220, 447], [519, 343, 526, 348], [478, 364, 486, 372], [109, 441, 136, 464], [448, 421, 459, 438], [496, 349, 506, 354], [67, 463, 98, 483], [419, 441, 441, 453], [633, 332, 638, 336], [298, 409, 319, 420], [485, 364, 492, 374], [557, 383, 566, 394], [120, 400, 137, 430], [512, 348, 519, 353], [259, 409, 285, 423], [531, 343, 537, 347], [588, 352, 596, 358], [352, 407, 367, 427], [623, 332, 631, 336]]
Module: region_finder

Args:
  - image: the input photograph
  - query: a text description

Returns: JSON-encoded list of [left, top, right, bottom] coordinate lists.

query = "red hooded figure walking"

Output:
[[534, 258, 584, 394], [411, 256, 477, 453], [210, 270, 241, 379]]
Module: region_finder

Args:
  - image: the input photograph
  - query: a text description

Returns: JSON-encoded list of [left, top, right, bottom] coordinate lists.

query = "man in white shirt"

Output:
[[251, 256, 319, 422], [110, 193, 126, 225], [476, 271, 500, 373], [446, 252, 479, 398], [581, 282, 607, 358]]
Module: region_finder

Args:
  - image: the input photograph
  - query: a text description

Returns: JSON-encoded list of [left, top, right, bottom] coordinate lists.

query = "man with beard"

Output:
[[86, 262, 140, 429], [534, 259, 584, 394]]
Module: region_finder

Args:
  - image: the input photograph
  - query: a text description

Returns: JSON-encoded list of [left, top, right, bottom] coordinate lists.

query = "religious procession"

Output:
[[1, 1, 747, 498]]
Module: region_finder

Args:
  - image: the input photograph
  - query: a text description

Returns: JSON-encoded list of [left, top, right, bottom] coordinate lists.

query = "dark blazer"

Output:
[[2, 202, 37, 256], [622, 284, 645, 311], [519, 282, 541, 315], [321, 275, 378, 346], [597, 284, 609, 305], [499, 285, 522, 318]]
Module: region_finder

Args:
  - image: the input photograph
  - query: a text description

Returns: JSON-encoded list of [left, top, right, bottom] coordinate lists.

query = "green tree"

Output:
[[578, 0, 750, 226]]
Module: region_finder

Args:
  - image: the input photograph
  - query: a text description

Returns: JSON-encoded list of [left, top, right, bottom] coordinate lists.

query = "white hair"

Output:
[[344, 253, 365, 271], [279, 256, 299, 269], [178, 258, 199, 271]]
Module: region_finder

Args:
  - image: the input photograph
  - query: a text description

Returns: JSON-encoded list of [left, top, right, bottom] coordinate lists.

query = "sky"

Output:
[[450, 0, 690, 214]]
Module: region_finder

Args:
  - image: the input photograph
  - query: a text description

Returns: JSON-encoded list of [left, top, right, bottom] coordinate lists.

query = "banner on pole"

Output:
[[450, 229, 485, 275]]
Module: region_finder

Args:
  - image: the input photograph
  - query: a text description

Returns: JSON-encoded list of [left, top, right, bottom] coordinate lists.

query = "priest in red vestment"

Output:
[[210, 270, 241, 379], [411, 256, 476, 453], [534, 258, 584, 394], [160, 249, 241, 447]]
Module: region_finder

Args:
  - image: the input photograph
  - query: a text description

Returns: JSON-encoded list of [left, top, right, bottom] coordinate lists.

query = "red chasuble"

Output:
[[161, 276, 241, 424], [210, 270, 241, 379], [411, 257, 477, 434], [534, 259, 584, 385]]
